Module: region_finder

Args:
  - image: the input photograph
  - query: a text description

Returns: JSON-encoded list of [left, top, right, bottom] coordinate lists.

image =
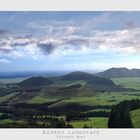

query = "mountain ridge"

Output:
[[96, 67, 140, 78]]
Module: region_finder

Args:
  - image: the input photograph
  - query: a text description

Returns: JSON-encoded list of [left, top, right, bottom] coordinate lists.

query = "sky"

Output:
[[0, 11, 140, 72]]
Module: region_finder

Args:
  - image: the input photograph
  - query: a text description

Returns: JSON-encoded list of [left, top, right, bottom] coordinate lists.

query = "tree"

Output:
[[108, 100, 140, 128]]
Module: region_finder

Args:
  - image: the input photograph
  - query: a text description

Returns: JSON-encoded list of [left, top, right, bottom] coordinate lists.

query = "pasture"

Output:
[[112, 77, 140, 90], [71, 117, 108, 128]]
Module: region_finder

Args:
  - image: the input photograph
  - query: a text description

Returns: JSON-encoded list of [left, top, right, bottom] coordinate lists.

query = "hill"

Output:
[[1, 71, 136, 105], [18, 76, 53, 87], [96, 67, 140, 78], [62, 71, 115, 86], [61, 71, 128, 92], [62, 71, 137, 92]]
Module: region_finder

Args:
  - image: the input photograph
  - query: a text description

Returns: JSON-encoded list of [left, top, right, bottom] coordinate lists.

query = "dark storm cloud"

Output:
[[38, 42, 56, 55]]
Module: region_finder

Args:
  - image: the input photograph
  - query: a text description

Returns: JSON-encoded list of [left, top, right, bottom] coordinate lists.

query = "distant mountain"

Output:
[[18, 76, 53, 87], [96, 67, 140, 78]]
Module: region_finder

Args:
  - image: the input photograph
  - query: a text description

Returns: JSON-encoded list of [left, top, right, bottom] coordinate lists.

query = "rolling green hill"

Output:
[[0, 71, 138, 105], [62, 71, 115, 86], [61, 71, 130, 92]]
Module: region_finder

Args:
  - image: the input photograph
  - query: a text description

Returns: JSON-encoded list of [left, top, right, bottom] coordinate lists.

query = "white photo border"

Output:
[[0, 0, 139, 11], [0, 0, 140, 140]]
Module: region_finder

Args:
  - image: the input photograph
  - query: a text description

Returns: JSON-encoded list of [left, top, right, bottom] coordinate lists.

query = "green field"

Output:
[[86, 109, 111, 112], [131, 108, 140, 128], [71, 117, 108, 128], [0, 113, 5, 116], [48, 77, 87, 86], [112, 77, 140, 90], [49, 92, 140, 108], [0, 92, 20, 102], [0, 119, 14, 124], [28, 96, 58, 104]]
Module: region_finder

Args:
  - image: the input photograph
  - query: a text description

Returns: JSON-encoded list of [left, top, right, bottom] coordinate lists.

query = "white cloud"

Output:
[[27, 22, 77, 36], [0, 59, 11, 64], [1, 27, 140, 59]]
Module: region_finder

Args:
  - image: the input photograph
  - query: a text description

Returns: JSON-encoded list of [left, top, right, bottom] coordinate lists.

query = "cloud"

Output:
[[0, 33, 38, 58], [0, 30, 12, 37], [37, 38, 64, 55], [12, 37, 34, 46], [27, 22, 77, 36], [27, 12, 112, 36], [38, 42, 56, 55], [1, 27, 140, 59], [63, 28, 140, 54], [90, 28, 140, 54], [0, 58, 11, 64], [64, 36, 89, 46]]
